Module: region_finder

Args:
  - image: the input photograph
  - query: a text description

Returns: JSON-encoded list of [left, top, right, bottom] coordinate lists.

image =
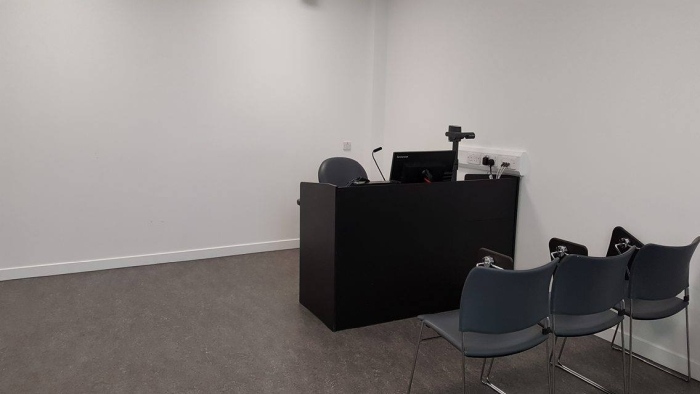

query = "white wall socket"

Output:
[[496, 155, 519, 170], [458, 147, 528, 176], [343, 141, 351, 151], [465, 152, 482, 165]]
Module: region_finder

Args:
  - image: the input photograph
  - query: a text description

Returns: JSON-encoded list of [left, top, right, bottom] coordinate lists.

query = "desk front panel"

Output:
[[333, 179, 518, 330]]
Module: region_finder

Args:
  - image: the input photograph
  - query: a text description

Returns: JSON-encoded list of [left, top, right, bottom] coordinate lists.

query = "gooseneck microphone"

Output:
[[372, 147, 386, 181]]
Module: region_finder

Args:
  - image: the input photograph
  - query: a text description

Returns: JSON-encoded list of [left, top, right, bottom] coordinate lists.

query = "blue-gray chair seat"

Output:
[[551, 310, 623, 338], [617, 280, 688, 319], [620, 297, 688, 320], [419, 310, 548, 358]]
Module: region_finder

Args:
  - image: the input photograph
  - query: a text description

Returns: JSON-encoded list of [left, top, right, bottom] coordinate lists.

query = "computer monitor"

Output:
[[389, 150, 456, 183]]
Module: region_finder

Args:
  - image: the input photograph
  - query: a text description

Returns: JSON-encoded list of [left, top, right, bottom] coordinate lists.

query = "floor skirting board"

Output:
[[597, 326, 699, 381], [0, 239, 300, 282]]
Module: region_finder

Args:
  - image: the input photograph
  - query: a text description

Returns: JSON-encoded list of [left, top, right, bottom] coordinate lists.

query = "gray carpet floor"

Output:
[[0, 250, 697, 393]]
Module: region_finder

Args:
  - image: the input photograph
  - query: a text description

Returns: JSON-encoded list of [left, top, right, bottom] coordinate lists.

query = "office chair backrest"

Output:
[[459, 259, 557, 334], [628, 237, 700, 301], [318, 157, 368, 186], [551, 249, 634, 316]]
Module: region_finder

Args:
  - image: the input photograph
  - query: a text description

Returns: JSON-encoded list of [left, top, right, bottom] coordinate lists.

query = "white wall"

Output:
[[368, 0, 389, 180], [382, 0, 700, 377], [3, 0, 699, 377], [0, 0, 380, 278]]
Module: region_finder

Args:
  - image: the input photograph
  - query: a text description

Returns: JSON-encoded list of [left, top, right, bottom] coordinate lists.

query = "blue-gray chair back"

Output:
[[551, 249, 634, 316], [318, 157, 367, 186], [628, 237, 700, 301], [459, 259, 557, 334]]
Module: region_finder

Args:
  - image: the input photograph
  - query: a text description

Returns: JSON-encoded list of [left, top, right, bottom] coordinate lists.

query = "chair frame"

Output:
[[472, 320, 554, 394], [607, 233, 694, 388], [407, 254, 554, 394], [609, 287, 692, 387], [550, 231, 696, 392], [547, 248, 631, 394], [551, 301, 627, 394], [548, 238, 623, 393], [407, 319, 553, 394]]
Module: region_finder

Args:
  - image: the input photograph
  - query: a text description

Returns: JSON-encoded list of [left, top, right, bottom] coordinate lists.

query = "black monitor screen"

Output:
[[389, 150, 456, 183]]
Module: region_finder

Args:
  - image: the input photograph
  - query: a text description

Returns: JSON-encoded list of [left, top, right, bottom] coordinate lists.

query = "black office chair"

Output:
[[297, 157, 369, 205], [407, 259, 557, 394], [549, 249, 635, 394], [613, 237, 699, 390], [317, 157, 367, 186]]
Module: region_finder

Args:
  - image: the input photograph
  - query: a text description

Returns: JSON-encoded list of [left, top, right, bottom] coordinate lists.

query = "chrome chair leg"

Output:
[[686, 304, 691, 382], [476, 340, 552, 394], [551, 334, 557, 394], [554, 337, 614, 394], [628, 313, 633, 393], [486, 358, 495, 378], [462, 354, 466, 394], [615, 332, 691, 381], [612, 305, 692, 382], [621, 318, 627, 394], [555, 364, 613, 394], [546, 334, 552, 394], [407, 322, 424, 394], [462, 336, 466, 394], [610, 322, 620, 349], [480, 358, 507, 394], [551, 337, 557, 394], [557, 338, 567, 363]]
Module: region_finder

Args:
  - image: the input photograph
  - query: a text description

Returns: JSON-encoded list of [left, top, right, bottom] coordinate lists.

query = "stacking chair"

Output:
[[549, 249, 634, 394], [607, 228, 645, 352], [611, 237, 699, 390], [317, 157, 367, 186], [407, 258, 557, 394]]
